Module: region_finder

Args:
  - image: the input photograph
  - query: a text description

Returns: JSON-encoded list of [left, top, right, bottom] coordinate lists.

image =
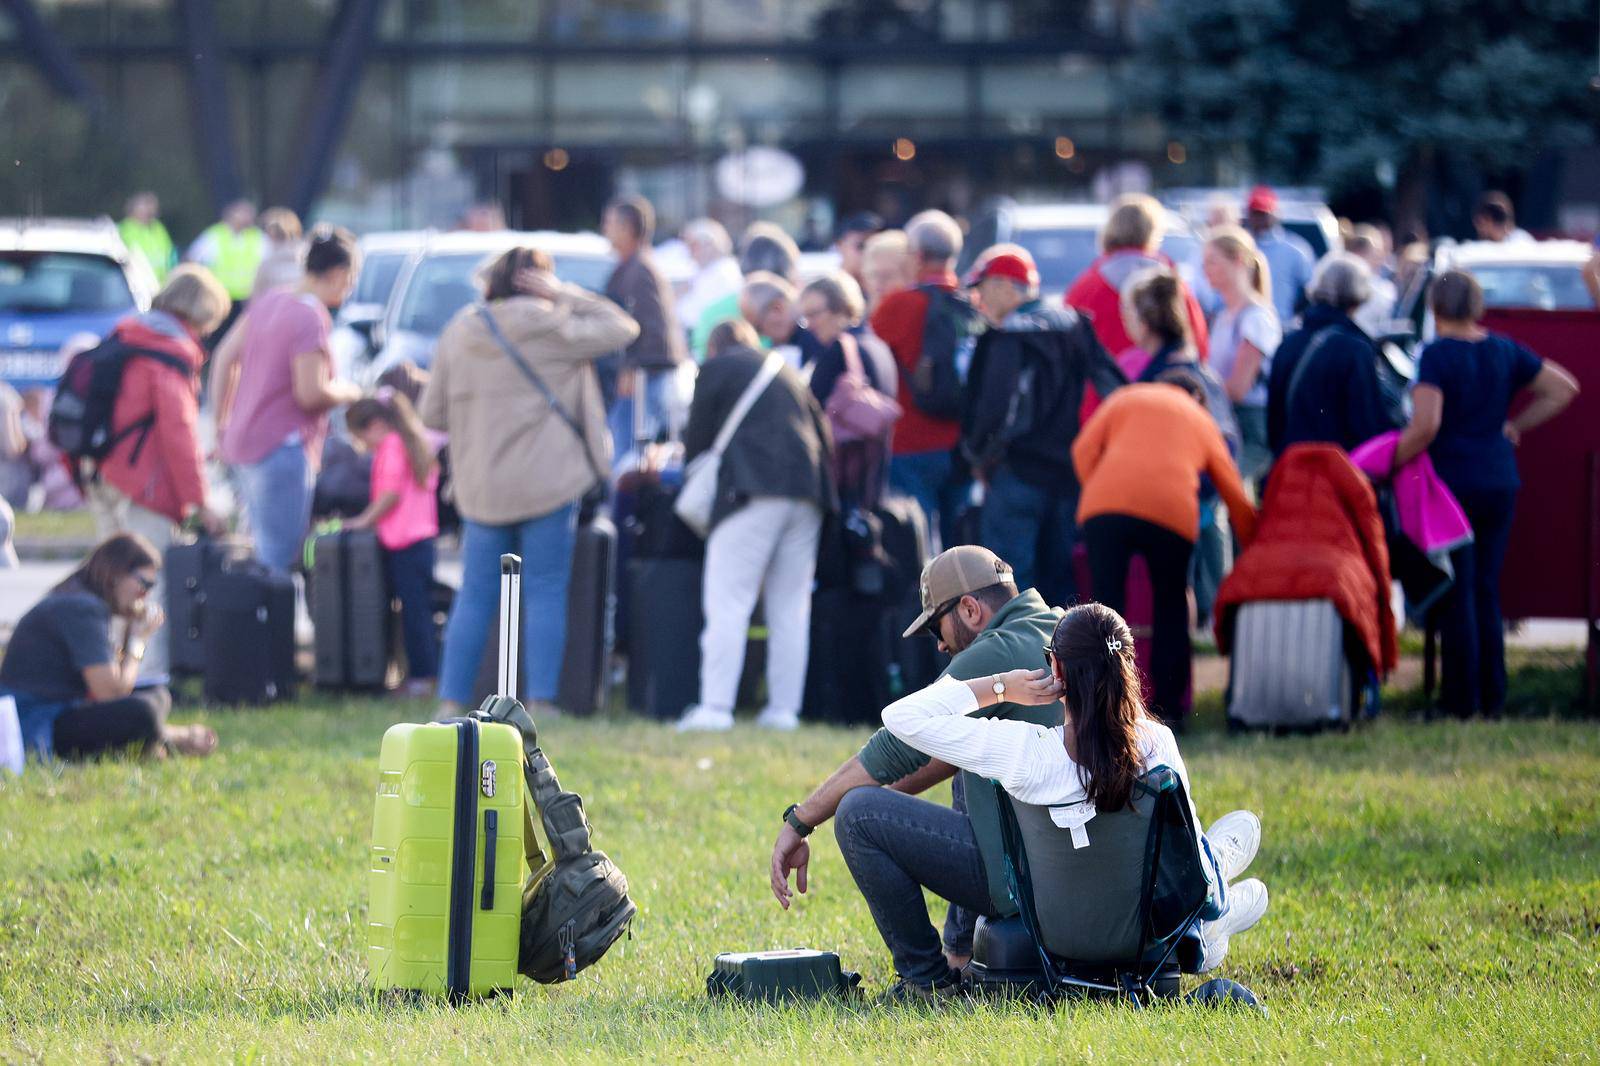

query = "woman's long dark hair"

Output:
[[52, 532, 161, 613], [1048, 603, 1149, 811]]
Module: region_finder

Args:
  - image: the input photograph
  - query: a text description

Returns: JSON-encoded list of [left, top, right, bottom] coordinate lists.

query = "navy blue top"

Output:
[[1416, 333, 1543, 493]]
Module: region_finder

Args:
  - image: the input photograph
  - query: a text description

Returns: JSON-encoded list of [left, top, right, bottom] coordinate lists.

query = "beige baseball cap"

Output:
[[902, 545, 1016, 638]]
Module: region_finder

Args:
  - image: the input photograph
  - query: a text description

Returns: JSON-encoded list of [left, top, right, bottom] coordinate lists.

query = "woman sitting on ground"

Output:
[[875, 602, 1266, 990], [0, 533, 216, 761]]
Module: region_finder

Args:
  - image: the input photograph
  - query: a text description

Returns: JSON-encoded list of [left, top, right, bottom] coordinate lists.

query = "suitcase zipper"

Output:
[[446, 718, 479, 997]]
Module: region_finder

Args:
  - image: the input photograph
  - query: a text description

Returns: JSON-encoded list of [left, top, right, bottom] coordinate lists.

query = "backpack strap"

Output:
[[96, 346, 195, 472]]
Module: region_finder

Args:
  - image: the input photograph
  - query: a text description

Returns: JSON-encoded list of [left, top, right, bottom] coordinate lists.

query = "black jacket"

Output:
[[961, 309, 1126, 492], [1267, 305, 1396, 456], [684, 346, 836, 529]]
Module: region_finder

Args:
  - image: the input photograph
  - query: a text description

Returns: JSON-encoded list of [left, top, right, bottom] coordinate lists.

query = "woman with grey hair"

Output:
[[1266, 252, 1397, 455]]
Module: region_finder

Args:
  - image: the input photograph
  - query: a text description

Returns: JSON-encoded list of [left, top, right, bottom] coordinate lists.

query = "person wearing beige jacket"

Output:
[[422, 246, 639, 718]]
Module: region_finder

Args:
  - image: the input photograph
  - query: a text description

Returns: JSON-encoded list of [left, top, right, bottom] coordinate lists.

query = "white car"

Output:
[[331, 229, 431, 381], [0, 217, 157, 388], [363, 230, 617, 386], [1433, 239, 1595, 312], [961, 201, 1201, 306]]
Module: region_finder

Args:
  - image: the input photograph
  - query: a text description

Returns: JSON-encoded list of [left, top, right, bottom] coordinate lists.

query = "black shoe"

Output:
[[877, 969, 967, 1008]]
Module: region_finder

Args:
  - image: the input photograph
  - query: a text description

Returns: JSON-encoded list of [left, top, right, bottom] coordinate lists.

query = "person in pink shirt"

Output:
[[211, 226, 362, 572], [344, 392, 441, 696]]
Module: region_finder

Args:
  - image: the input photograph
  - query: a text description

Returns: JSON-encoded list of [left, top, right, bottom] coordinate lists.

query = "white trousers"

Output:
[[699, 497, 823, 718]]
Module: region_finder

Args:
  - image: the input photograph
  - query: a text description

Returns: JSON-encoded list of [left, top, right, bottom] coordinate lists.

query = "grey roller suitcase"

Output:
[[1228, 599, 1353, 730], [310, 528, 393, 689]]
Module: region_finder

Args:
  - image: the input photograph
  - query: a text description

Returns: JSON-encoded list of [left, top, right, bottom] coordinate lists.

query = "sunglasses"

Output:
[[925, 598, 960, 639], [131, 572, 157, 593], [1042, 642, 1056, 668]]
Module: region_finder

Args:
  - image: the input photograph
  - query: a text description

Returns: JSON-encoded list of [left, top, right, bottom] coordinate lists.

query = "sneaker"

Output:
[[675, 704, 735, 733], [877, 971, 966, 1008], [1197, 878, 1269, 971], [1206, 810, 1261, 883], [754, 707, 800, 732]]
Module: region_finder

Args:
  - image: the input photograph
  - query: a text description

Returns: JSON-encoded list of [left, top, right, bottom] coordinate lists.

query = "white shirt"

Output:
[[881, 675, 1194, 837], [676, 255, 743, 331]]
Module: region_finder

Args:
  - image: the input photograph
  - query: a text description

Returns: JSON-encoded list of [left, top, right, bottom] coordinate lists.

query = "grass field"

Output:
[[3, 681, 1598, 1063]]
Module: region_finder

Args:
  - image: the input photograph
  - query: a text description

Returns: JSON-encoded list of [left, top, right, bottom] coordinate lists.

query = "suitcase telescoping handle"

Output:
[[498, 554, 521, 699]]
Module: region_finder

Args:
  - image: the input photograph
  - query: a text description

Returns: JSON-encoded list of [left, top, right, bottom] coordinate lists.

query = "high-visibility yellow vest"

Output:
[[118, 218, 176, 282], [202, 223, 265, 300]]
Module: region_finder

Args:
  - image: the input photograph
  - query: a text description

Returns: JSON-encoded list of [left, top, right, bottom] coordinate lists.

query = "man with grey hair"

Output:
[[678, 218, 742, 331], [739, 272, 800, 349], [869, 209, 979, 548], [691, 222, 804, 359], [1267, 252, 1398, 455]]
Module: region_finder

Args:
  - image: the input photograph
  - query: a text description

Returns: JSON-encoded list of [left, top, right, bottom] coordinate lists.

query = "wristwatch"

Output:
[[782, 803, 814, 838], [991, 675, 1006, 701]]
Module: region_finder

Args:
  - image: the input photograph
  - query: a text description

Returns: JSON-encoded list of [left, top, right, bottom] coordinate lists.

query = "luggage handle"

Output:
[[481, 808, 498, 911], [498, 554, 521, 699]]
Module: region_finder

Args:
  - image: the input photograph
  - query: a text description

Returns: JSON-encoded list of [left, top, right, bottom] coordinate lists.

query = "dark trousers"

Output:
[[1438, 488, 1517, 717], [384, 537, 439, 680], [1082, 513, 1195, 724], [833, 786, 995, 985], [52, 687, 170, 759], [980, 465, 1080, 607]]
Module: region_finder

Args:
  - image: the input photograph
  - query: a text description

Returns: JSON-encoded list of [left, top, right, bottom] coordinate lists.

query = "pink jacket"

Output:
[[1349, 432, 1474, 557]]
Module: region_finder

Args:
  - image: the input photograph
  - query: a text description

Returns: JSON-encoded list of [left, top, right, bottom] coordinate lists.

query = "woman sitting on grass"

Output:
[[0, 533, 216, 761], [869, 602, 1267, 996]]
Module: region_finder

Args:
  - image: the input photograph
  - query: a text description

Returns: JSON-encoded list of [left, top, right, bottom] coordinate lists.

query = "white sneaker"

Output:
[[675, 704, 735, 733], [754, 708, 801, 732], [1206, 810, 1261, 883], [1197, 878, 1269, 971]]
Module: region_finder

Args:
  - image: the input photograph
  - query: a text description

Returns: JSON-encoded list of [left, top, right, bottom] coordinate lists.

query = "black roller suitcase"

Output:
[[203, 562, 297, 705], [556, 516, 617, 716], [165, 535, 248, 676], [310, 528, 393, 690], [876, 494, 941, 695], [626, 557, 703, 720]]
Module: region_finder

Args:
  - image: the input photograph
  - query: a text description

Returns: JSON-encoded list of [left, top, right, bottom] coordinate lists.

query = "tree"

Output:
[[1139, 0, 1600, 236]]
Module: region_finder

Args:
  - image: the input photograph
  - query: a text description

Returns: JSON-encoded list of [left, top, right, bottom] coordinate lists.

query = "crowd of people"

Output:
[[0, 181, 1583, 765]]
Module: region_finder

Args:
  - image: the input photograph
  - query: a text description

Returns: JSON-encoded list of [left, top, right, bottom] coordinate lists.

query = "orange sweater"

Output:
[[1073, 383, 1257, 544]]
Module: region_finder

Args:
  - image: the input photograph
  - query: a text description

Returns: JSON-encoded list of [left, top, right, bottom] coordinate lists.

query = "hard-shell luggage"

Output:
[[555, 516, 617, 716], [165, 534, 248, 676], [626, 557, 703, 720], [804, 586, 891, 725], [310, 528, 392, 690], [1228, 598, 1353, 731], [368, 557, 528, 998], [202, 561, 297, 705]]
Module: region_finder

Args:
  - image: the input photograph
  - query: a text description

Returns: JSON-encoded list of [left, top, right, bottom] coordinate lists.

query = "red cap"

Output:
[[964, 249, 1040, 289], [1246, 185, 1279, 215]]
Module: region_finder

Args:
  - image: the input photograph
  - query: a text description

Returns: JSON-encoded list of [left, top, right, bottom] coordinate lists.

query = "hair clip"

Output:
[[374, 385, 395, 403], [1107, 639, 1123, 654]]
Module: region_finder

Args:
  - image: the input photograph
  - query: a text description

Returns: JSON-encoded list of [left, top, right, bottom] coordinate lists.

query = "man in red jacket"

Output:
[[87, 265, 232, 681], [869, 209, 973, 548]]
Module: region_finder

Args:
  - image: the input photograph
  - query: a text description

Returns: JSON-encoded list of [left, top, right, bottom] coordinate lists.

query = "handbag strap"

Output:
[[709, 351, 783, 460], [838, 333, 866, 384], [475, 303, 605, 489], [1285, 325, 1337, 412]]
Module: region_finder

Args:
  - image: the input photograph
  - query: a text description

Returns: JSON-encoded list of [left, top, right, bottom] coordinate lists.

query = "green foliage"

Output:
[[2, 691, 1598, 1061], [1140, 0, 1600, 194]]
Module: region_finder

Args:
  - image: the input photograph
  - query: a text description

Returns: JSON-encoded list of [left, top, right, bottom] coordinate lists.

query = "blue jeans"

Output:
[[889, 449, 968, 552], [237, 437, 314, 574], [980, 465, 1080, 605], [384, 538, 438, 681], [607, 368, 680, 469], [1439, 487, 1517, 717], [438, 504, 578, 704]]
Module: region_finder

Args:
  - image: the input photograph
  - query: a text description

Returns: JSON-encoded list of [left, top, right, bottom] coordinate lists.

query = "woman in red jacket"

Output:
[[86, 265, 232, 682]]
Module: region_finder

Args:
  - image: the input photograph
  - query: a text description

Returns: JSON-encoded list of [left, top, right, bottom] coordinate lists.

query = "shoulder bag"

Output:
[[675, 352, 783, 538]]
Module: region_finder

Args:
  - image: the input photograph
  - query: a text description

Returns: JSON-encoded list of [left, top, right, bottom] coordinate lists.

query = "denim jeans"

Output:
[[438, 504, 578, 704], [236, 437, 313, 574], [607, 367, 686, 469], [833, 786, 995, 984], [888, 448, 968, 552], [384, 537, 438, 680], [979, 465, 1080, 606], [1439, 487, 1517, 717]]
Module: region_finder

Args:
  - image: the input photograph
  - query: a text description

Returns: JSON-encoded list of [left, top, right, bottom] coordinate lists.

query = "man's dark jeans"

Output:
[[834, 786, 996, 985]]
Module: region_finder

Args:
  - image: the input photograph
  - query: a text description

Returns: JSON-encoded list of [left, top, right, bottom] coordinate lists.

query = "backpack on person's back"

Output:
[[906, 285, 981, 420], [47, 336, 188, 485]]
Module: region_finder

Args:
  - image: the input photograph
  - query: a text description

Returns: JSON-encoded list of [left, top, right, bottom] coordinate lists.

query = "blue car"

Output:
[[0, 218, 156, 390]]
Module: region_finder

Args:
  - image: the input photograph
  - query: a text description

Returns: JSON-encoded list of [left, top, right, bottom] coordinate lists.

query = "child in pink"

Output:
[[345, 392, 441, 696]]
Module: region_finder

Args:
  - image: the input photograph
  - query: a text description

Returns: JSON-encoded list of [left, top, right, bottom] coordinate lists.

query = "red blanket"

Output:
[[1214, 443, 1396, 675]]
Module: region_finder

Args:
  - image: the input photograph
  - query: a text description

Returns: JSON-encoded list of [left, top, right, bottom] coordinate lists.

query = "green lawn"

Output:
[[3, 689, 1598, 1063]]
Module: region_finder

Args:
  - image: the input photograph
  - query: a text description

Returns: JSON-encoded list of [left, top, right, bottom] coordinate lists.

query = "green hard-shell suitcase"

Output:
[[367, 555, 527, 998]]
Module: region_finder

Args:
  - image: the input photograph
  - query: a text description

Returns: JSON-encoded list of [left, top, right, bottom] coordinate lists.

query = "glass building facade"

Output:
[[0, 0, 1184, 240]]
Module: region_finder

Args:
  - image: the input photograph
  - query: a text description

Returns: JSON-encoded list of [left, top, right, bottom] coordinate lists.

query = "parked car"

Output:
[[0, 217, 156, 388], [331, 230, 430, 381], [1161, 187, 1343, 260], [959, 200, 1202, 306], [362, 230, 616, 385], [1434, 239, 1595, 312]]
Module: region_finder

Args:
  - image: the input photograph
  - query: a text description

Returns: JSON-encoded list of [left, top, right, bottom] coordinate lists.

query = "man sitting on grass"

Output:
[[769, 546, 1061, 1003]]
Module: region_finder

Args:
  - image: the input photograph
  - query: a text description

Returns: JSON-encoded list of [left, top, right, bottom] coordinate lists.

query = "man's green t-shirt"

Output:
[[858, 587, 1063, 914]]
